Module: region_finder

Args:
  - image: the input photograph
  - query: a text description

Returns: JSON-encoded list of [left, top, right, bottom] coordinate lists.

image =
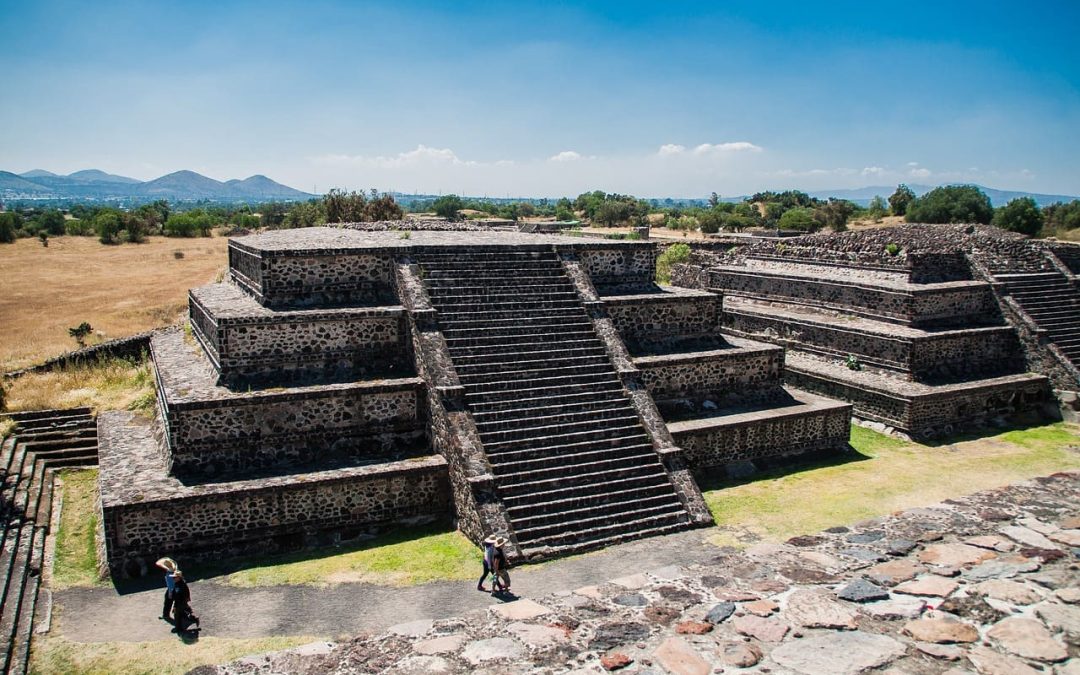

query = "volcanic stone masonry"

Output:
[[672, 223, 1078, 438], [97, 227, 855, 576]]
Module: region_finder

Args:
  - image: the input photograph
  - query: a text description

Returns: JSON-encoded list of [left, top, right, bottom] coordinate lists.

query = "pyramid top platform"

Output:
[[230, 227, 649, 255]]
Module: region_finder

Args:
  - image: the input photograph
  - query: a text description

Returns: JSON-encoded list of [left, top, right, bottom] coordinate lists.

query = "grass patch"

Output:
[[30, 634, 318, 675], [212, 521, 479, 588], [52, 469, 104, 589], [702, 422, 1080, 545], [3, 356, 154, 414]]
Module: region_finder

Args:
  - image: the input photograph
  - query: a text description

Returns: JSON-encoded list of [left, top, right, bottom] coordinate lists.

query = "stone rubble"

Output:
[[204, 472, 1080, 675]]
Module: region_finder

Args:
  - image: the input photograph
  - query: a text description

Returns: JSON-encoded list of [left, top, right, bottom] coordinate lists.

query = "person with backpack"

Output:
[[171, 570, 199, 633], [155, 557, 178, 622], [491, 536, 510, 595]]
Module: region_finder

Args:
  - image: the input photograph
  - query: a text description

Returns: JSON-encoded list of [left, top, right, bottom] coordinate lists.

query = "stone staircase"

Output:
[[0, 407, 98, 675], [997, 271, 1080, 367], [417, 250, 692, 557]]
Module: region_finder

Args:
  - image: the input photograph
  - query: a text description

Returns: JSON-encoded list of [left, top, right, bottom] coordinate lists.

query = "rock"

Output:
[[839, 548, 887, 563], [712, 588, 760, 602], [1056, 659, 1080, 675], [1060, 515, 1080, 529], [750, 579, 789, 594], [860, 596, 927, 620], [914, 642, 962, 660], [601, 653, 633, 671], [837, 579, 890, 603], [394, 655, 451, 673], [644, 605, 681, 626], [918, 543, 997, 567], [800, 550, 845, 569], [787, 535, 826, 547], [971, 580, 1042, 605], [657, 585, 702, 607], [979, 509, 1014, 522], [780, 565, 841, 584], [965, 535, 1015, 552], [784, 588, 858, 629], [461, 637, 524, 665], [649, 565, 684, 580], [705, 602, 736, 624], [885, 539, 917, 556], [987, 617, 1068, 662], [490, 599, 551, 620], [1049, 529, 1080, 547], [612, 573, 650, 589], [653, 637, 710, 675], [902, 617, 979, 643], [506, 622, 570, 648], [388, 619, 433, 637], [1000, 525, 1060, 550], [1018, 517, 1058, 535], [675, 621, 712, 635], [964, 556, 1041, 581], [614, 593, 648, 607], [589, 622, 651, 651], [937, 596, 1008, 625], [718, 641, 762, 668], [574, 585, 603, 600], [733, 615, 790, 642], [966, 645, 1042, 675], [825, 525, 850, 533], [1054, 587, 1080, 603], [847, 531, 885, 544], [742, 599, 778, 616], [1034, 602, 1080, 637], [930, 565, 962, 577], [867, 559, 923, 586], [770, 631, 906, 675], [894, 575, 959, 598], [413, 635, 466, 655]]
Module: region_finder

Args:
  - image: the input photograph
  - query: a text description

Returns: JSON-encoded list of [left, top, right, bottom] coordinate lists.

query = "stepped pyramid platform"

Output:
[[100, 227, 859, 574], [676, 224, 1060, 438]]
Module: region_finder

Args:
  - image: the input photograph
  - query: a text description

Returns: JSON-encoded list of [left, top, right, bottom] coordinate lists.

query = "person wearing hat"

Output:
[[492, 536, 510, 594], [478, 535, 498, 592], [155, 557, 178, 622], [171, 569, 197, 632]]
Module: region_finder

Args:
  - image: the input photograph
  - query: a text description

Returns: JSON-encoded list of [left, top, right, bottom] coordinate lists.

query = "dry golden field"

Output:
[[0, 235, 229, 371]]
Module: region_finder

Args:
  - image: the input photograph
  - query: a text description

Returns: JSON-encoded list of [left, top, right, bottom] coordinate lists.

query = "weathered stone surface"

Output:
[[987, 617, 1068, 662], [894, 575, 959, 598], [966, 645, 1042, 675], [837, 579, 890, 603], [868, 559, 923, 586], [861, 596, 927, 620], [964, 556, 1041, 581], [394, 655, 451, 673], [490, 599, 551, 620], [770, 631, 906, 675], [589, 622, 651, 651], [1048, 529, 1080, 547], [718, 641, 762, 668], [612, 573, 650, 589], [733, 614, 790, 642], [600, 652, 633, 671], [712, 588, 760, 602], [1054, 587, 1080, 604], [614, 593, 648, 607], [971, 579, 1042, 605], [704, 602, 736, 624], [644, 605, 681, 626], [885, 539, 918, 556], [506, 622, 570, 648], [1034, 602, 1080, 636], [674, 620, 712, 635], [742, 599, 778, 616], [785, 588, 858, 629], [413, 635, 465, 655], [914, 641, 962, 660], [388, 619, 433, 637], [461, 637, 524, 665], [965, 535, 1015, 552], [1000, 525, 1060, 550], [902, 617, 979, 643], [653, 637, 710, 675], [918, 543, 997, 567]]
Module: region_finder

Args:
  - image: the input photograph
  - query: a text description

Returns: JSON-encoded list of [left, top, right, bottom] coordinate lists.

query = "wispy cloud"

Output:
[[313, 145, 482, 168], [549, 150, 586, 162]]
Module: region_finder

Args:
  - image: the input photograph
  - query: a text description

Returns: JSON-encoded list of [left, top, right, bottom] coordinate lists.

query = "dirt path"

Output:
[[54, 528, 721, 642]]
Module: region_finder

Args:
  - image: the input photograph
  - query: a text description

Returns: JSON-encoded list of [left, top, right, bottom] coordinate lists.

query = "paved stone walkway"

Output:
[[196, 472, 1080, 675]]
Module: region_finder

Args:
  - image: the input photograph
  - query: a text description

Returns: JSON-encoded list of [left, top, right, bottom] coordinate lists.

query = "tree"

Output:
[[778, 207, 818, 231], [905, 185, 993, 224], [324, 189, 368, 223], [516, 201, 536, 218], [708, 192, 720, 208], [94, 211, 122, 244], [888, 184, 916, 216], [993, 197, 1043, 236], [813, 199, 856, 231], [68, 322, 93, 347], [554, 198, 575, 221], [36, 209, 66, 235], [1043, 200, 1080, 233], [699, 210, 724, 234], [366, 192, 404, 221], [0, 213, 16, 243], [867, 196, 887, 220], [433, 195, 464, 221]]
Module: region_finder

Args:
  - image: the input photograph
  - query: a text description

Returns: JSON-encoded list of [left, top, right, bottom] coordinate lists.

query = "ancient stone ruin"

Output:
[[675, 224, 1077, 438], [96, 228, 852, 575]]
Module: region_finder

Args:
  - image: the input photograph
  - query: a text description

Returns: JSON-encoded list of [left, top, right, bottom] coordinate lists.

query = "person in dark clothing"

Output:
[[155, 557, 177, 622], [171, 570, 198, 632]]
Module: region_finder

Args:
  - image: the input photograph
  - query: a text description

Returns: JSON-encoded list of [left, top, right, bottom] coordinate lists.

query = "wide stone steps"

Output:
[[417, 250, 692, 556], [0, 408, 99, 675]]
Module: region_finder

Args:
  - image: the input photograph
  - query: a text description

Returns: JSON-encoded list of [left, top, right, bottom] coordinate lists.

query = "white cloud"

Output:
[[313, 145, 479, 168], [862, 166, 885, 177], [658, 144, 686, 155], [692, 142, 762, 155], [909, 167, 931, 179], [907, 161, 920, 167], [549, 150, 584, 162]]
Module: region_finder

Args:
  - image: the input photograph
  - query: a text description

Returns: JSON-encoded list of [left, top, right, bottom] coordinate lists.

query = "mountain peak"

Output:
[[20, 169, 59, 178]]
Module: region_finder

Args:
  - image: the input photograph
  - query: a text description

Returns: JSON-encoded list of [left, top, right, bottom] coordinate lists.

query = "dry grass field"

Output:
[[0, 236, 229, 371]]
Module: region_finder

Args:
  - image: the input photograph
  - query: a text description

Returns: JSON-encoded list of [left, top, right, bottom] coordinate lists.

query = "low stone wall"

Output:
[[98, 412, 450, 578], [635, 343, 783, 411], [3, 331, 153, 379], [670, 393, 851, 470], [576, 245, 657, 288], [189, 285, 411, 384], [710, 267, 997, 327], [604, 289, 722, 354]]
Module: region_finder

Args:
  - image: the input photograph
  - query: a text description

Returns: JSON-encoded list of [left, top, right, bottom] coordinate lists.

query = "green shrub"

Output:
[[906, 185, 993, 224], [778, 207, 818, 231], [93, 212, 122, 244], [0, 213, 18, 243], [992, 197, 1043, 236], [64, 218, 92, 236], [885, 243, 900, 256], [656, 243, 691, 285]]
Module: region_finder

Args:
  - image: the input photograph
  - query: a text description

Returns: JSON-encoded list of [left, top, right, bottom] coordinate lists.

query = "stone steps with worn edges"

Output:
[[454, 353, 611, 377], [492, 450, 661, 485], [464, 371, 622, 395], [481, 423, 648, 454], [475, 408, 639, 438], [509, 489, 680, 530], [489, 441, 656, 473], [485, 432, 653, 464], [518, 511, 688, 551], [513, 500, 687, 541], [498, 461, 667, 498], [456, 362, 615, 386], [448, 338, 605, 359], [441, 321, 596, 340], [471, 396, 632, 423]]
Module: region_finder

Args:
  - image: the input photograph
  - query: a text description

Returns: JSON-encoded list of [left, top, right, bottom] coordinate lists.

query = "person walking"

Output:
[[171, 570, 198, 633], [155, 557, 178, 622], [492, 536, 510, 594], [477, 535, 497, 592]]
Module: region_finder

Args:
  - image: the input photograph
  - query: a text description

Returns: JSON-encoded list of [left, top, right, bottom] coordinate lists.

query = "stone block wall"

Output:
[[636, 346, 784, 410], [605, 291, 722, 354], [575, 245, 657, 288]]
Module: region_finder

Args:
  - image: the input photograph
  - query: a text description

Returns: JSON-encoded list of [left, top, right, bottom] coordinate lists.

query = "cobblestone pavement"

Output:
[[202, 472, 1080, 675]]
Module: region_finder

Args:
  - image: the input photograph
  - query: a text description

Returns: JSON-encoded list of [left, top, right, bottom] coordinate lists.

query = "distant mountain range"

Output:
[[0, 169, 313, 202], [807, 185, 1079, 208]]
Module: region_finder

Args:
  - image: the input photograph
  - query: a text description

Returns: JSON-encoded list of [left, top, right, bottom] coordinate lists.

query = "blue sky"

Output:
[[1, 0, 1078, 197]]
